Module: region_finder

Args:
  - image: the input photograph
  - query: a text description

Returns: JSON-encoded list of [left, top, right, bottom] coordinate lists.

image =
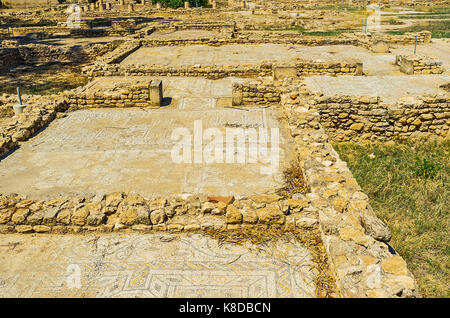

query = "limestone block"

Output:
[[149, 80, 163, 106]]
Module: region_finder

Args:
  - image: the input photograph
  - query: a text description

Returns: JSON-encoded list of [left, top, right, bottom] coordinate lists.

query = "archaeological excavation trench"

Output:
[[0, 2, 449, 298]]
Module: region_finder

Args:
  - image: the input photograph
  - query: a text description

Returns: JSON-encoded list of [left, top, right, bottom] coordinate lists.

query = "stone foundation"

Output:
[[65, 80, 163, 110], [309, 93, 449, 142], [396, 54, 444, 75]]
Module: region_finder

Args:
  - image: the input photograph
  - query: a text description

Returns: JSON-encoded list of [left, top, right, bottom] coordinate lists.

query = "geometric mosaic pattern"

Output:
[[0, 233, 317, 298]]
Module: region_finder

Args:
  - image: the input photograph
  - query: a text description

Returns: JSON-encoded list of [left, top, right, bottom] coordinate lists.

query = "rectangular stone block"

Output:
[[149, 80, 163, 106]]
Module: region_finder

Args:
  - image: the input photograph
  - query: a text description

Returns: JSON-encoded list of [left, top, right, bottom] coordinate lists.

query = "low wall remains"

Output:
[[65, 80, 163, 110], [309, 93, 449, 142], [279, 80, 420, 298], [0, 98, 68, 158], [396, 54, 444, 75]]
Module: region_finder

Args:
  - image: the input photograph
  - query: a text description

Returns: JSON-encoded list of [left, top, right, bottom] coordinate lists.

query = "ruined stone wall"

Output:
[[85, 59, 362, 80], [65, 82, 160, 110], [232, 81, 281, 105], [0, 41, 123, 67], [0, 98, 68, 158], [0, 192, 317, 235], [280, 81, 420, 298], [83, 62, 273, 79], [139, 35, 358, 47], [93, 40, 141, 65], [309, 93, 450, 142], [396, 54, 444, 75]]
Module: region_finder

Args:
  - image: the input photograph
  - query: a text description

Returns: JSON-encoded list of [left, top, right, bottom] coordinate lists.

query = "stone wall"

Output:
[[0, 192, 319, 235], [65, 80, 162, 110], [85, 59, 362, 80], [232, 81, 281, 105], [139, 35, 359, 47], [0, 41, 122, 69], [396, 54, 444, 75], [0, 97, 69, 158], [308, 93, 450, 142], [83, 62, 273, 79], [92, 40, 140, 65], [279, 80, 420, 298]]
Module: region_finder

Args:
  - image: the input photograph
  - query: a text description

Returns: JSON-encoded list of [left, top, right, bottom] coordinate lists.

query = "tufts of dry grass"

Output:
[[278, 160, 308, 198], [334, 140, 449, 298]]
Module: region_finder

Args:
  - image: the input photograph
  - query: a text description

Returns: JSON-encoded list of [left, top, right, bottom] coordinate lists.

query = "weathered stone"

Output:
[[256, 205, 285, 225], [105, 192, 124, 208], [251, 194, 282, 204], [241, 206, 258, 224], [381, 255, 408, 276], [0, 209, 14, 224], [125, 193, 146, 206], [86, 213, 106, 226], [71, 206, 90, 226], [150, 209, 166, 225], [56, 209, 72, 225], [287, 198, 309, 213], [207, 196, 234, 205], [11, 208, 30, 224], [42, 207, 60, 225], [332, 197, 348, 213], [33, 225, 51, 233], [16, 225, 33, 233], [201, 202, 215, 214], [26, 211, 44, 225], [339, 227, 372, 247], [226, 205, 243, 224], [296, 217, 318, 229], [211, 201, 227, 215]]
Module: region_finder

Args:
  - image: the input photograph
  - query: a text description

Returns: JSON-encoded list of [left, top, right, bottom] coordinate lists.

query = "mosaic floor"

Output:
[[0, 233, 317, 298]]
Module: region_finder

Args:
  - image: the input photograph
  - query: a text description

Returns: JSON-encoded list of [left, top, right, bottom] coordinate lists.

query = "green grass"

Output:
[[386, 20, 450, 38], [0, 80, 86, 95], [333, 141, 449, 298]]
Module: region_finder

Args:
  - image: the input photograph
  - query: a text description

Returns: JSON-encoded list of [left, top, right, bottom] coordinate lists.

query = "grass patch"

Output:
[[0, 80, 86, 95], [386, 20, 450, 38], [333, 141, 449, 298]]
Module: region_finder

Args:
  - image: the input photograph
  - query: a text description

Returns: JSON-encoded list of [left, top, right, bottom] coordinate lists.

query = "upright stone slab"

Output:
[[212, 1, 217, 9], [149, 80, 163, 106], [184, 1, 190, 8]]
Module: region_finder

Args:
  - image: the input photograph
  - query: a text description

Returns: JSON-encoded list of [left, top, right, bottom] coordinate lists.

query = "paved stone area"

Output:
[[305, 74, 449, 103], [0, 108, 295, 199], [120, 44, 400, 75], [0, 233, 317, 298]]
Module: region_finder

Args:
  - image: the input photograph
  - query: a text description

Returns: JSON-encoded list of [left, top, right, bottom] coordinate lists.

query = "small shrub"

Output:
[[413, 157, 441, 179]]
